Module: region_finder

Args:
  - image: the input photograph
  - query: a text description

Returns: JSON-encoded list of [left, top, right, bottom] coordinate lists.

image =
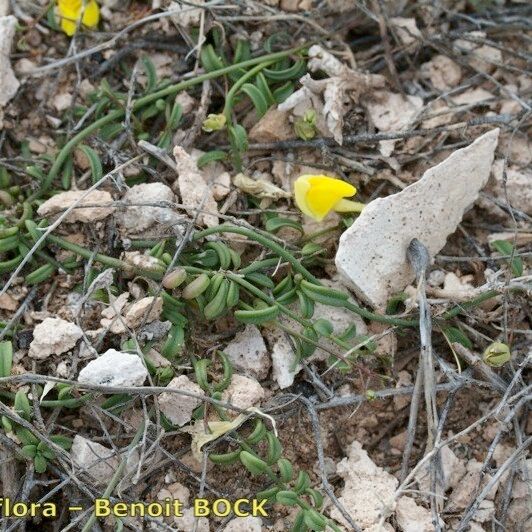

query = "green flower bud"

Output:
[[294, 109, 317, 140], [483, 342, 511, 367], [162, 267, 187, 289], [202, 113, 227, 132], [182, 273, 210, 299]]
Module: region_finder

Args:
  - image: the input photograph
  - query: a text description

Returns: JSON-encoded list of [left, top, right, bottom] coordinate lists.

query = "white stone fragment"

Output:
[[491, 160, 532, 215], [29, 318, 83, 359], [0, 1, 9, 16], [78, 349, 148, 387], [365, 90, 423, 156], [37, 190, 113, 223], [389, 17, 422, 46], [173, 507, 210, 531], [223, 516, 262, 531], [396, 496, 434, 532], [421, 54, 462, 91], [158, 375, 205, 426], [335, 129, 500, 308], [330, 440, 398, 529], [264, 328, 300, 389], [173, 146, 219, 227], [71, 435, 139, 484], [416, 445, 464, 493], [53, 92, 73, 112], [0, 16, 19, 107], [117, 182, 180, 233], [71, 435, 119, 483], [124, 296, 163, 329], [223, 325, 270, 380], [222, 374, 265, 410]]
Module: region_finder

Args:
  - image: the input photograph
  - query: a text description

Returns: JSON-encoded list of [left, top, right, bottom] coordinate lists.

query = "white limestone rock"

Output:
[[223, 325, 270, 380], [117, 182, 181, 234], [264, 328, 300, 389], [0, 16, 19, 107], [158, 375, 205, 426], [37, 190, 113, 223], [78, 349, 148, 387], [335, 129, 500, 309], [173, 146, 218, 227], [223, 516, 262, 531], [29, 318, 83, 359], [71, 435, 119, 483], [71, 435, 139, 485], [330, 440, 398, 529], [416, 445, 464, 493], [222, 374, 264, 410], [396, 496, 434, 532], [124, 296, 163, 329]]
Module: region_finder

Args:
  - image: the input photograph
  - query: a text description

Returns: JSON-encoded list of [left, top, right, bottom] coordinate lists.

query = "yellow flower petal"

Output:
[[57, 0, 99, 36], [293, 174, 358, 221], [82, 0, 100, 29]]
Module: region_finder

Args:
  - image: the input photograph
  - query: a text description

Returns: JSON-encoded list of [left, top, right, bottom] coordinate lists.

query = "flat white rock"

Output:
[[71, 435, 139, 485], [396, 496, 434, 532], [222, 374, 264, 410], [29, 318, 83, 359], [330, 440, 398, 529], [0, 16, 19, 107], [117, 182, 181, 234], [78, 349, 148, 387], [223, 325, 270, 380], [223, 516, 262, 531], [37, 190, 113, 223], [158, 375, 204, 426], [173, 145, 219, 227], [335, 129, 499, 308]]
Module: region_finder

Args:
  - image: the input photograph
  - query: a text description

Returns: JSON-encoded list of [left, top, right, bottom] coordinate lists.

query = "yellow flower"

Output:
[[57, 0, 100, 36], [294, 174, 364, 221]]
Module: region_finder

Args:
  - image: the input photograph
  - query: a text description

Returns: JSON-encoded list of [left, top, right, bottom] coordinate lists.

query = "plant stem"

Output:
[[33, 45, 305, 199], [223, 61, 275, 119], [196, 225, 418, 327]]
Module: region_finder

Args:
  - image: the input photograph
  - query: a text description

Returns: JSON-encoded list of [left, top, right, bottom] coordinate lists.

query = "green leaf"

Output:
[[265, 217, 303, 234], [21, 445, 37, 458], [200, 44, 226, 72], [228, 124, 248, 153], [14, 390, 31, 420], [49, 435, 73, 450], [16, 427, 39, 447], [276, 490, 300, 506], [255, 73, 275, 106], [141, 55, 158, 93], [264, 59, 306, 81], [272, 81, 294, 104], [197, 150, 227, 169], [233, 39, 251, 63], [240, 83, 269, 117], [78, 145, 103, 184], [0, 340, 13, 378], [239, 451, 270, 476], [491, 240, 523, 276], [443, 326, 472, 349], [34, 453, 48, 473], [313, 319, 334, 337]]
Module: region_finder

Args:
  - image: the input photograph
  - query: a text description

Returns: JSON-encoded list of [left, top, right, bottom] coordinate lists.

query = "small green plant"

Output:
[[191, 354, 341, 532]]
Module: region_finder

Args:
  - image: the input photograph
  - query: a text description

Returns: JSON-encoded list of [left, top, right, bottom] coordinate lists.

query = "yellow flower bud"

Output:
[[202, 114, 227, 132], [483, 342, 511, 367], [293, 175, 365, 221]]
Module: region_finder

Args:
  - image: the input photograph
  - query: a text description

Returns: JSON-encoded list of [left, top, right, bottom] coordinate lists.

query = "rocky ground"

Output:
[[0, 1, 530, 531]]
